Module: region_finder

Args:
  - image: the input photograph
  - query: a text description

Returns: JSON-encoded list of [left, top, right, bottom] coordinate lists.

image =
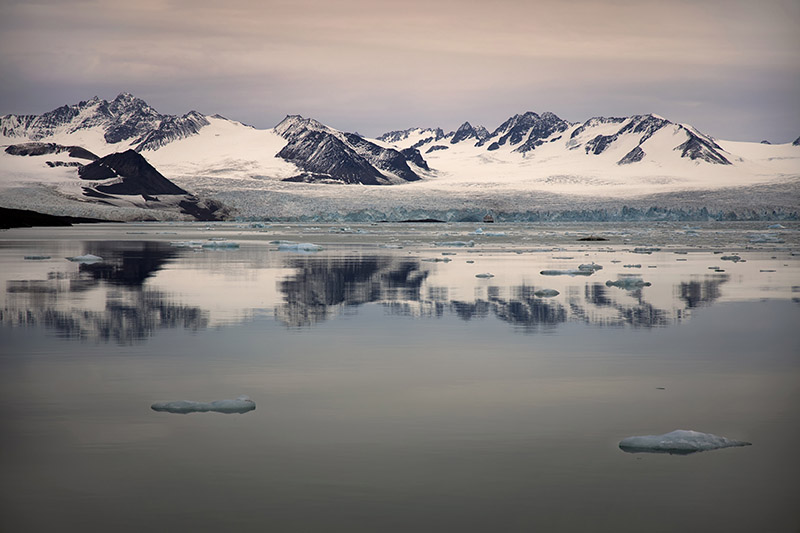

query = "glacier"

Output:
[[619, 430, 751, 455], [1, 93, 798, 223]]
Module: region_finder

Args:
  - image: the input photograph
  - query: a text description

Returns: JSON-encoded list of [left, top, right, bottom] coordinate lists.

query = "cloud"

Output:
[[1, 0, 798, 141]]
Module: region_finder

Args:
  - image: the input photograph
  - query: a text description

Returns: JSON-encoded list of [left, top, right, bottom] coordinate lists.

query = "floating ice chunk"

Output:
[[202, 241, 240, 249], [534, 289, 559, 297], [473, 228, 506, 236], [379, 244, 403, 249], [619, 430, 751, 455], [151, 395, 256, 414], [475, 272, 494, 278], [632, 247, 660, 254], [66, 254, 103, 263], [578, 262, 603, 271], [434, 240, 475, 247], [277, 242, 323, 252], [767, 224, 785, 229], [540, 269, 594, 276], [606, 278, 651, 289]]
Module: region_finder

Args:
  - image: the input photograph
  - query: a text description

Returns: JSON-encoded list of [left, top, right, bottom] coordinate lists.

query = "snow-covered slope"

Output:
[[1, 93, 798, 221]]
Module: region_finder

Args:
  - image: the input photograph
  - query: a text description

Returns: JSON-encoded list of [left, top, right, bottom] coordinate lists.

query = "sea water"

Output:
[[1, 222, 798, 532]]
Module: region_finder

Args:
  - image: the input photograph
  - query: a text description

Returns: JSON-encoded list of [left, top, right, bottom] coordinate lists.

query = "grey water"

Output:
[[1, 222, 798, 532]]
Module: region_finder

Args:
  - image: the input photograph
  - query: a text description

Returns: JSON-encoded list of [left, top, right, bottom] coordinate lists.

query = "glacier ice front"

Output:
[[619, 430, 751, 455], [151, 395, 256, 414]]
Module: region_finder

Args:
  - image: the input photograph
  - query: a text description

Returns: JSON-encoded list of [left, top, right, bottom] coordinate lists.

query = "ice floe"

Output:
[[434, 240, 475, 247], [578, 262, 603, 271], [151, 395, 256, 414], [475, 273, 495, 278], [277, 242, 324, 252], [202, 240, 240, 249], [66, 254, 103, 263], [619, 430, 751, 455], [540, 269, 594, 276]]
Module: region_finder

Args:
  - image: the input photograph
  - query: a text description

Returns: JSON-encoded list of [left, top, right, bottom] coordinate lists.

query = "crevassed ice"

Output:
[[619, 429, 751, 455], [151, 395, 256, 414]]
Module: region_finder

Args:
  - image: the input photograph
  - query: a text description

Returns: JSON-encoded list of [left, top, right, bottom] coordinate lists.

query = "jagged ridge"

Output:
[[275, 115, 424, 185]]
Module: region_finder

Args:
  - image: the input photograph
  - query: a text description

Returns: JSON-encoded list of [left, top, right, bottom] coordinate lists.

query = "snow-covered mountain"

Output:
[[1, 93, 798, 222]]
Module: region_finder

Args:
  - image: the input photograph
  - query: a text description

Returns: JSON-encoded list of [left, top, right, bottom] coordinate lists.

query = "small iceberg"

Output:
[[619, 430, 751, 455], [277, 242, 324, 252], [578, 262, 603, 271], [434, 240, 475, 247], [475, 272, 495, 278], [534, 289, 559, 298], [540, 269, 594, 276], [66, 254, 103, 263], [151, 395, 256, 414], [202, 241, 240, 249]]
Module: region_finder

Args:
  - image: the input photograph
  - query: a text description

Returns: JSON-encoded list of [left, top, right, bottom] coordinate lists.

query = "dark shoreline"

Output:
[[0, 207, 114, 229]]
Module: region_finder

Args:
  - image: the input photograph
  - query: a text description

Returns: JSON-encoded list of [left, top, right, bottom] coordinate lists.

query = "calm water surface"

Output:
[[1, 222, 798, 532]]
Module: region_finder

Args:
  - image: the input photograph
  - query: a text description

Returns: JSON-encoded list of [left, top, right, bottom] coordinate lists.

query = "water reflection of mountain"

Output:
[[1, 241, 207, 343], [276, 255, 428, 327], [276, 255, 729, 330]]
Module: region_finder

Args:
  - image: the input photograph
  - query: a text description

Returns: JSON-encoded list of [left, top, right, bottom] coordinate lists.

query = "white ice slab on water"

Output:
[[201, 241, 240, 249], [151, 395, 256, 414], [619, 430, 751, 455], [277, 242, 324, 252], [540, 269, 594, 276], [66, 254, 103, 263]]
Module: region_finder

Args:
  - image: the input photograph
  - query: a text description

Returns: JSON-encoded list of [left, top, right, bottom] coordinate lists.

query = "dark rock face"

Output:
[[478, 111, 569, 153], [134, 111, 209, 151], [793, 136, 800, 146], [450, 122, 490, 144], [676, 133, 731, 164], [574, 114, 731, 165], [425, 145, 449, 153], [400, 147, 429, 170], [278, 130, 385, 185], [0, 93, 208, 150], [5, 142, 98, 160], [79, 150, 188, 195], [378, 127, 445, 145], [274, 115, 425, 185], [618, 146, 645, 165]]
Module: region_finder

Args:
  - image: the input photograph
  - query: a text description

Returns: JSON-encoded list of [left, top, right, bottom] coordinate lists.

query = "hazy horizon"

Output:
[[1, 0, 798, 142]]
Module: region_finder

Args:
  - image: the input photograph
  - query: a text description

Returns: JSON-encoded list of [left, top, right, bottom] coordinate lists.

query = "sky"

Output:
[[0, 0, 798, 142]]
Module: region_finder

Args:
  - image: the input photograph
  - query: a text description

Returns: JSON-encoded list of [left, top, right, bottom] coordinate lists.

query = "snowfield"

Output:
[[1, 96, 798, 221]]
